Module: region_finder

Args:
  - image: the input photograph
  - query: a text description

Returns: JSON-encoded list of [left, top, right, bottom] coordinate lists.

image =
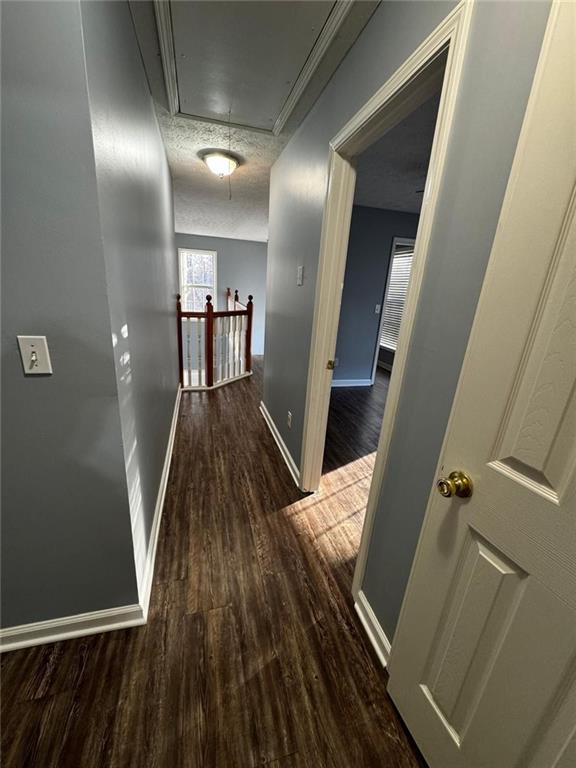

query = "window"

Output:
[[379, 238, 415, 351], [178, 248, 217, 311]]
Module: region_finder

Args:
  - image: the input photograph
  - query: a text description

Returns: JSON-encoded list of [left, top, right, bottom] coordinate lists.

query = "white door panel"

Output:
[[387, 3, 576, 766]]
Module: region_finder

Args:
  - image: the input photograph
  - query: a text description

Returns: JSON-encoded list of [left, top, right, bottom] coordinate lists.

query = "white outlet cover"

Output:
[[296, 265, 304, 286], [17, 335, 53, 375]]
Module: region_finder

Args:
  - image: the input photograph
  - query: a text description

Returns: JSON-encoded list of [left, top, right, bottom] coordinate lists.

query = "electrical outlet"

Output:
[[296, 265, 304, 286], [287, 410, 292, 428], [375, 304, 381, 314]]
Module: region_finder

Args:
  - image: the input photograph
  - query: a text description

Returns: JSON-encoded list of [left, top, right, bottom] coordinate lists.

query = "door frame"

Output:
[[298, 0, 474, 599], [370, 236, 416, 382]]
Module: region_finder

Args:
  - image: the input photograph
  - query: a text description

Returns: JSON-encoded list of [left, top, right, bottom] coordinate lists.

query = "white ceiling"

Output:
[[354, 92, 442, 214], [131, 0, 379, 242]]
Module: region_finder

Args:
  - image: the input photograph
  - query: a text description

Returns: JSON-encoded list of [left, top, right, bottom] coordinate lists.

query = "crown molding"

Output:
[[154, 0, 179, 114], [272, 0, 356, 136], [154, 1, 378, 136]]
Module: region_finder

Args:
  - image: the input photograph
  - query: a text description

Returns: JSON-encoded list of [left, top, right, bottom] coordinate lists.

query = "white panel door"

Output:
[[387, 3, 576, 767]]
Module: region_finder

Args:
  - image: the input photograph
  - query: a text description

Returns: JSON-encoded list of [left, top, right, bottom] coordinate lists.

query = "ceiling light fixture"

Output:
[[203, 151, 238, 178]]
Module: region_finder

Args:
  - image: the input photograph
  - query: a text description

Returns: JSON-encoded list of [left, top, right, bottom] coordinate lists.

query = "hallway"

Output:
[[1, 359, 422, 768]]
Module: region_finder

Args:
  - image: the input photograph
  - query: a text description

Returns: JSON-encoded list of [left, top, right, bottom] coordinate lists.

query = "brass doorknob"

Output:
[[437, 471, 473, 498]]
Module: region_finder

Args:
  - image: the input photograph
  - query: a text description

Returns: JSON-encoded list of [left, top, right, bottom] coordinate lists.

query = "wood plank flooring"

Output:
[[1, 359, 426, 767]]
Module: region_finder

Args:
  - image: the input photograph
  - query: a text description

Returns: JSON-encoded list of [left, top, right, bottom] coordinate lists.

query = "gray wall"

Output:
[[1, 0, 138, 626], [175, 233, 267, 355], [82, 0, 179, 586], [333, 206, 419, 382], [1, 0, 178, 627], [263, 0, 550, 638], [263, 1, 456, 466]]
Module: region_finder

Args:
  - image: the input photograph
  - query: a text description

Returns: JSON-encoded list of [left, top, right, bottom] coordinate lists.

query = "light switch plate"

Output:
[[17, 335, 53, 375]]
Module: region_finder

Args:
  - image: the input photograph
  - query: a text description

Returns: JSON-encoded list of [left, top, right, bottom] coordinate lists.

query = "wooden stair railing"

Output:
[[177, 292, 254, 390], [226, 287, 247, 311]]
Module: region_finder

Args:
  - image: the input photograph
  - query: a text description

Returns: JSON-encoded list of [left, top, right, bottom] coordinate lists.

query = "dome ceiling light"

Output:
[[203, 151, 239, 178]]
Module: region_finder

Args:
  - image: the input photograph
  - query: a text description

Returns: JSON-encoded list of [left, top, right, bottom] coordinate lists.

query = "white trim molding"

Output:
[[138, 385, 182, 616], [352, 1, 474, 599], [331, 378, 373, 388], [153, 0, 179, 114], [155, 0, 378, 136], [297, 0, 474, 587], [259, 401, 301, 488], [355, 589, 392, 668], [1, 386, 182, 653], [300, 151, 356, 493], [272, 0, 356, 135], [0, 604, 145, 653]]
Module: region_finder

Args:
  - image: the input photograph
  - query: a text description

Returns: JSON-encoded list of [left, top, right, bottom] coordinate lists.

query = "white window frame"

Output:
[[178, 248, 217, 311], [378, 237, 416, 352]]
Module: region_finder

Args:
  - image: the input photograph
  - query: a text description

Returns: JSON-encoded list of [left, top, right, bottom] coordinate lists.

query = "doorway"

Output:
[[321, 91, 442, 555], [298, 3, 474, 608]]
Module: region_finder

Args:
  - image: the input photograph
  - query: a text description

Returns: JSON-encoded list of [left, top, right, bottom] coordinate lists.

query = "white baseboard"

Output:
[[1, 386, 182, 653], [259, 400, 301, 488], [354, 589, 392, 668], [138, 385, 182, 616], [331, 378, 373, 387], [0, 603, 145, 653]]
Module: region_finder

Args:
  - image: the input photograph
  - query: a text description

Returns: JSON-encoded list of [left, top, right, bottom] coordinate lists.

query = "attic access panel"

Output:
[[171, 0, 335, 131]]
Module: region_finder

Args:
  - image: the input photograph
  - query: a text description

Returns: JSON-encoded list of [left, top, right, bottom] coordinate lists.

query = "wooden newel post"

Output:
[[176, 294, 184, 387], [245, 295, 253, 373], [226, 287, 232, 310], [205, 295, 214, 387]]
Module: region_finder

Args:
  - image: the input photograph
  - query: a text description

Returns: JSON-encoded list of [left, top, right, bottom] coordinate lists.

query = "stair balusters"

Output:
[[176, 291, 254, 390]]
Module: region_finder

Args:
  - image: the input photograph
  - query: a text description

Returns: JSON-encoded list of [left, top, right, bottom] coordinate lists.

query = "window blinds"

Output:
[[379, 244, 414, 351]]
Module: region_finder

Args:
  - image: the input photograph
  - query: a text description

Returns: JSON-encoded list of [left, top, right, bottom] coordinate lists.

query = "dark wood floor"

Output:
[[1, 359, 425, 767], [324, 368, 390, 474]]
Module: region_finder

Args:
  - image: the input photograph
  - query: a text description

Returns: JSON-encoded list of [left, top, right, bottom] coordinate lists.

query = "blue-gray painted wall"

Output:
[[263, 0, 551, 641], [82, 0, 179, 583], [175, 233, 267, 355], [333, 206, 419, 383], [1, 0, 177, 627]]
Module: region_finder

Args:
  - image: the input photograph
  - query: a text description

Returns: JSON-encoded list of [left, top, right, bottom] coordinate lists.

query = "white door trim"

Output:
[[298, 1, 475, 606], [387, 3, 575, 761]]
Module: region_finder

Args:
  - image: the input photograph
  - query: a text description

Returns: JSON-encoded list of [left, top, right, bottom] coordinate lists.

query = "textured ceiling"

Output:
[[130, 0, 379, 243], [354, 92, 441, 214], [158, 107, 287, 242]]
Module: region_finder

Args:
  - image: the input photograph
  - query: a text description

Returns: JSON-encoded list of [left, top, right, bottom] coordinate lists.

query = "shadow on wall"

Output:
[[1, 331, 139, 627]]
